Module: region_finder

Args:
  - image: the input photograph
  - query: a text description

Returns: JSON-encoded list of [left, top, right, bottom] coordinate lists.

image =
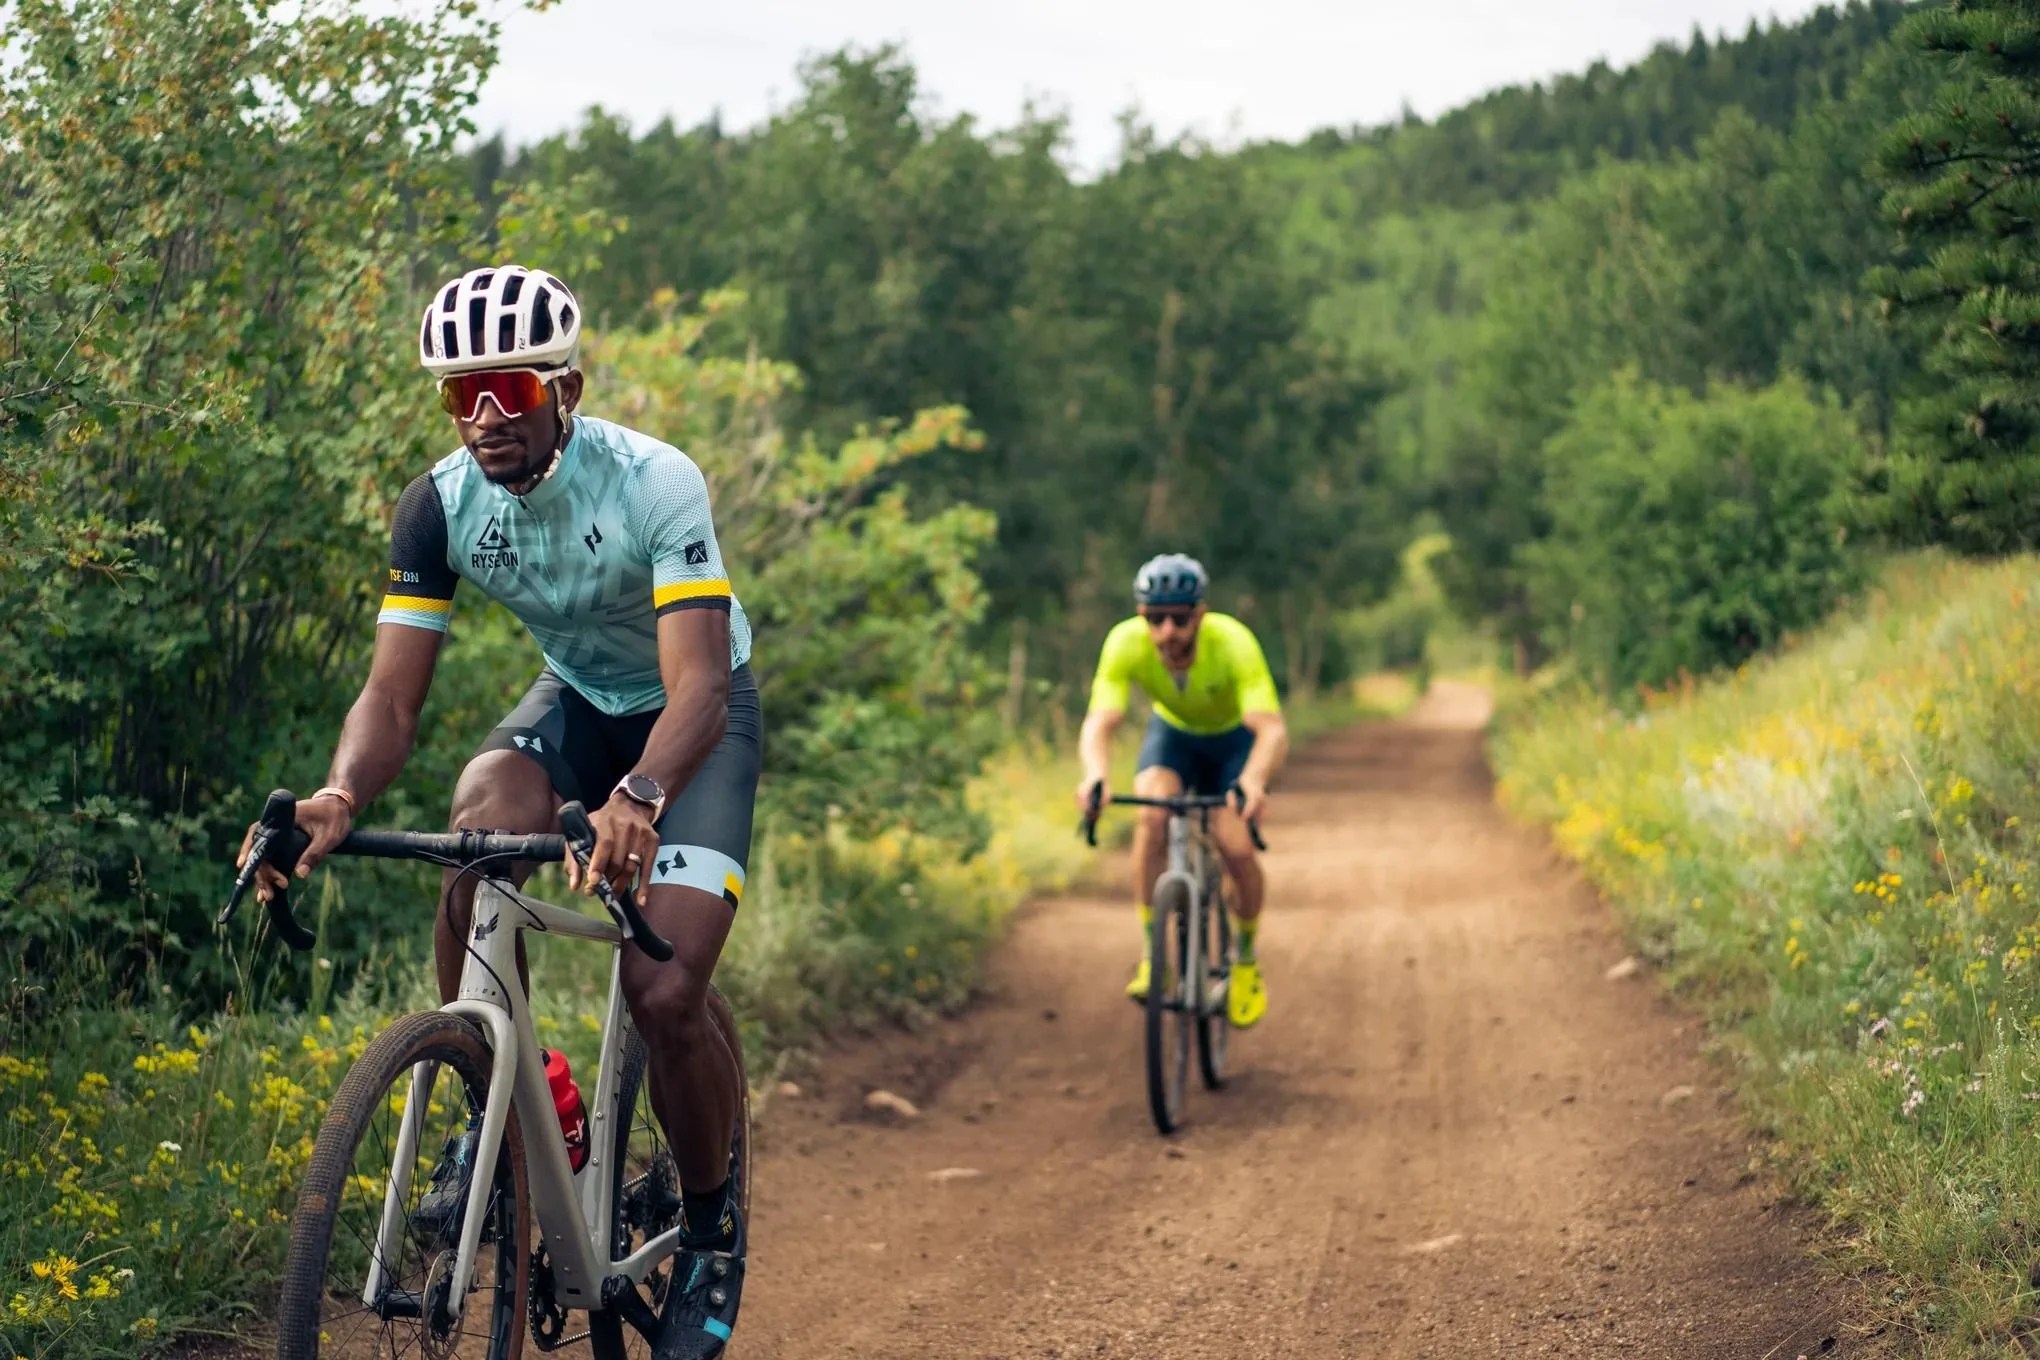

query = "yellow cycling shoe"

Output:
[[1125, 956, 1151, 1002], [1228, 959, 1268, 1028]]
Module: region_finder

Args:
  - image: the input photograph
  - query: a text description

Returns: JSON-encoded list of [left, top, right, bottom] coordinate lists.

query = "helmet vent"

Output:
[[466, 296, 488, 355], [439, 282, 460, 313], [440, 319, 458, 360], [501, 273, 524, 305], [497, 313, 517, 353], [529, 288, 554, 347]]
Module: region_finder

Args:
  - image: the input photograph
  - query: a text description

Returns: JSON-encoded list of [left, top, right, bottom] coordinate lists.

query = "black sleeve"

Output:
[[378, 474, 458, 630]]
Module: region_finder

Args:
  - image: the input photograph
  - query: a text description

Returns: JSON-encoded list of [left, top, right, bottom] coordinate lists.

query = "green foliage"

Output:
[[1256, 1, 1911, 218], [0, 0, 499, 1000], [499, 56, 1405, 705], [0, 6, 1007, 1011], [485, 5, 1928, 699], [1867, 0, 2040, 552], [587, 295, 1001, 845], [1524, 375, 1863, 695], [1342, 533, 1452, 676]]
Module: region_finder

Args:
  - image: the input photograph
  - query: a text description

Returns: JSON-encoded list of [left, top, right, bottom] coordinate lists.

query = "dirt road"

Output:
[[736, 682, 1878, 1359]]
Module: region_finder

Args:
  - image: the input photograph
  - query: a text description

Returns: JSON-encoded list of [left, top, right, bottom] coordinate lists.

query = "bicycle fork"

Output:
[[365, 909, 530, 1321], [1157, 817, 1203, 1014]]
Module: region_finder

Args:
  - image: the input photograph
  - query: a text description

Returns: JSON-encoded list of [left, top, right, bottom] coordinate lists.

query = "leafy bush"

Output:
[[587, 293, 1000, 847], [0, 0, 1001, 1004], [0, 0, 497, 1003], [1524, 373, 1862, 694], [1341, 531, 1452, 675]]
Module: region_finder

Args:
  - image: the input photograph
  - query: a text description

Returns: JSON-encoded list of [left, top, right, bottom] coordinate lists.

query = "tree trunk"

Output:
[[1003, 618, 1029, 732]]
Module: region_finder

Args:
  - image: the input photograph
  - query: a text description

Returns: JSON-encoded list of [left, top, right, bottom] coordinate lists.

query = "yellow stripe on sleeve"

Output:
[[723, 872, 744, 905], [382, 594, 453, 615], [653, 578, 732, 608]]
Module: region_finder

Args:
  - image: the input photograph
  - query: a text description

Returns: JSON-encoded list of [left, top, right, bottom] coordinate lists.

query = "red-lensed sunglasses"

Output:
[[1141, 608, 1196, 628], [437, 367, 569, 422]]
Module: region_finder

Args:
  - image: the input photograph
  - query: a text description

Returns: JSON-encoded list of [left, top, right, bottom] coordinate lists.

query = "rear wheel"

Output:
[[1144, 879, 1191, 1135], [276, 1010, 528, 1360], [590, 986, 750, 1359]]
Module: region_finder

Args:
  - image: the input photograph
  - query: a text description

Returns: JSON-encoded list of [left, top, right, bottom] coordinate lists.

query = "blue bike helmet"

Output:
[[1133, 553, 1208, 608]]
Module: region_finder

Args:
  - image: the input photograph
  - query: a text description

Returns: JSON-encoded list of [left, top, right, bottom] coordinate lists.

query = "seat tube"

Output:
[[1167, 813, 1190, 878]]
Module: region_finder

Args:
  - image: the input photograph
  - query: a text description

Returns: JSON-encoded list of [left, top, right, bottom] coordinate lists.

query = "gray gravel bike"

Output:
[[1083, 789, 1265, 1135], [224, 790, 749, 1359]]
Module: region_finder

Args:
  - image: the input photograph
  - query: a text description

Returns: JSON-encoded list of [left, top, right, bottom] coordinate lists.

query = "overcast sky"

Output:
[[471, 0, 1831, 170]]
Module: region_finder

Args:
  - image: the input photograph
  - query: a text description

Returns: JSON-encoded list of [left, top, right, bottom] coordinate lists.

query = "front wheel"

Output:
[[1145, 879, 1191, 1135], [1196, 885, 1232, 1090], [276, 1010, 529, 1360]]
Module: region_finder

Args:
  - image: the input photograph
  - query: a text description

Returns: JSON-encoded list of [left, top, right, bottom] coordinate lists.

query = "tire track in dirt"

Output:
[[735, 682, 1887, 1359]]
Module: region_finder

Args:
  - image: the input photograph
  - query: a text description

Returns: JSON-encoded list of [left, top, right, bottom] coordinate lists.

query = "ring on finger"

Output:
[[625, 852, 642, 865]]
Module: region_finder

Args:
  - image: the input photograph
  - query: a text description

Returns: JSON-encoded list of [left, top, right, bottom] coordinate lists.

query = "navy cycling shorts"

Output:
[[476, 664, 761, 908], [1135, 716, 1254, 797]]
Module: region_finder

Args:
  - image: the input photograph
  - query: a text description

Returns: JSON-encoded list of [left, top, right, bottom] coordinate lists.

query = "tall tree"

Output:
[[1868, 0, 2040, 551]]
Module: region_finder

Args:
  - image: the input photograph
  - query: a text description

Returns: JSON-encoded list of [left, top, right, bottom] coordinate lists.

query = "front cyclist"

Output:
[[239, 265, 753, 1360], [1074, 554, 1289, 1029]]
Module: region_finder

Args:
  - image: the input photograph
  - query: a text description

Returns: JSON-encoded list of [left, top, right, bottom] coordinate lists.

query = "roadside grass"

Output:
[[1491, 551, 2040, 1356]]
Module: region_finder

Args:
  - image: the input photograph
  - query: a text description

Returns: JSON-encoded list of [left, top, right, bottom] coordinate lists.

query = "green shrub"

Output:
[[1342, 532, 1452, 675], [1524, 373, 1862, 694]]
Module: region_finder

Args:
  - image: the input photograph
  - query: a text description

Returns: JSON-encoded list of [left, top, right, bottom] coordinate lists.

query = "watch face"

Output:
[[623, 774, 663, 805]]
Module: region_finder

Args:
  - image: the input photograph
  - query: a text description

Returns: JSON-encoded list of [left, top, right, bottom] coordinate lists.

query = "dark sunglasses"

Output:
[[437, 366, 568, 421], [1141, 608, 1196, 628]]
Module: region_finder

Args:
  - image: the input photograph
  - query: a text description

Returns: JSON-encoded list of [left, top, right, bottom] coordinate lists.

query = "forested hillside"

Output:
[[487, 0, 1928, 693]]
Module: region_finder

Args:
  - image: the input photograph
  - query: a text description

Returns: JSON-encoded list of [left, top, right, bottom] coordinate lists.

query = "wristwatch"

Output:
[[613, 772, 666, 821]]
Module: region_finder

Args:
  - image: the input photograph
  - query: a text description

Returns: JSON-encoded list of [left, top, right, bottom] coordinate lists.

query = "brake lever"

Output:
[[220, 789, 295, 928], [1228, 784, 1269, 852], [220, 790, 319, 951], [1079, 783, 1104, 847], [558, 801, 675, 963]]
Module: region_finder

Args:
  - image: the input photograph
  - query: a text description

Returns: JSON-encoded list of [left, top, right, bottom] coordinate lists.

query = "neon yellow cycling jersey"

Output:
[[1086, 612, 1282, 735]]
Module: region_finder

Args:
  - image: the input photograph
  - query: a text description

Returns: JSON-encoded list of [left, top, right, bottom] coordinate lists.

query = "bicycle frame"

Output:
[[365, 877, 675, 1326]]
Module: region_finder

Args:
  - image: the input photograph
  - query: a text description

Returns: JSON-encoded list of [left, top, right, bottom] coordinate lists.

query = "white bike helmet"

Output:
[[418, 265, 582, 377]]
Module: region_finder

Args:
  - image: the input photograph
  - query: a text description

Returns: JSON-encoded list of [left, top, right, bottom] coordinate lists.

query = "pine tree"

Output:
[[1868, 0, 2040, 550]]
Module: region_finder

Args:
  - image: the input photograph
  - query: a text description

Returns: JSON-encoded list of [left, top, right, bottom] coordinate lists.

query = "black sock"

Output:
[[681, 1179, 733, 1249]]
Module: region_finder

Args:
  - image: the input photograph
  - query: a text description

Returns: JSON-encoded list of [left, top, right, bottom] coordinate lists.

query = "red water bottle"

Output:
[[542, 1049, 590, 1172]]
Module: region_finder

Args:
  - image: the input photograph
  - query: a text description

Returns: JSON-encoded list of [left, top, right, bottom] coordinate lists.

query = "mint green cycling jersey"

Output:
[[378, 415, 752, 716]]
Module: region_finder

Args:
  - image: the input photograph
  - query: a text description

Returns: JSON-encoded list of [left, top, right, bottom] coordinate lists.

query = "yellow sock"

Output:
[[1137, 904, 1153, 952]]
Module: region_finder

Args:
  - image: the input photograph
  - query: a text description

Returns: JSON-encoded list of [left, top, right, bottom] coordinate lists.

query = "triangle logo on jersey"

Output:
[[471, 515, 518, 570]]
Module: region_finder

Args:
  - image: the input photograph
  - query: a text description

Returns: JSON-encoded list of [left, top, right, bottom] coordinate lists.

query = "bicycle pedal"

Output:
[[601, 1273, 664, 1342]]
